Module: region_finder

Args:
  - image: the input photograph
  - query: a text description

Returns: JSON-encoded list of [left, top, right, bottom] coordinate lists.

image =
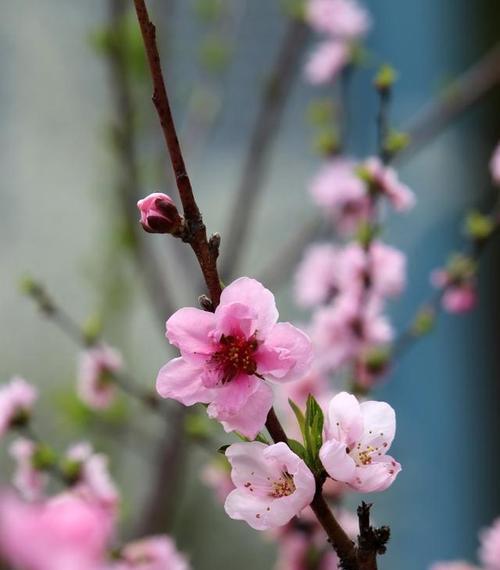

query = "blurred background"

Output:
[[1, 1, 500, 568]]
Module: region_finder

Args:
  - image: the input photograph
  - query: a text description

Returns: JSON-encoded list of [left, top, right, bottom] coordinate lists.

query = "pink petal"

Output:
[[224, 489, 274, 531], [165, 308, 216, 363], [213, 382, 273, 439], [325, 392, 364, 444], [214, 302, 258, 339], [156, 357, 212, 406], [219, 277, 278, 337], [319, 439, 356, 483], [257, 323, 313, 382], [358, 400, 396, 452], [349, 456, 401, 492], [226, 441, 280, 487]]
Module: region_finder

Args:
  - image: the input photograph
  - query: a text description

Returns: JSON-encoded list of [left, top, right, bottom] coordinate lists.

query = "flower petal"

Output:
[[224, 489, 274, 531], [349, 456, 401, 492], [257, 323, 313, 383], [325, 392, 363, 444], [226, 442, 279, 488], [219, 278, 278, 337], [214, 302, 257, 339], [319, 439, 357, 483], [358, 400, 396, 452], [156, 357, 212, 406], [213, 382, 273, 439], [165, 308, 216, 363]]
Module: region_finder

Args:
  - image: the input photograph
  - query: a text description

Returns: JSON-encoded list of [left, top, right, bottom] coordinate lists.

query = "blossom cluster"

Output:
[[0, 377, 189, 570]]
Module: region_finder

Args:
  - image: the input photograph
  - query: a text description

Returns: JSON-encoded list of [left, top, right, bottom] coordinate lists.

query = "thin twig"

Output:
[[133, 0, 222, 306], [107, 0, 177, 324], [220, 18, 310, 280]]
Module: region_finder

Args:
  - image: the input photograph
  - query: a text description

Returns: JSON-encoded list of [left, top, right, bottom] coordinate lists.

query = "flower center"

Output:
[[209, 334, 259, 384], [270, 472, 296, 498]]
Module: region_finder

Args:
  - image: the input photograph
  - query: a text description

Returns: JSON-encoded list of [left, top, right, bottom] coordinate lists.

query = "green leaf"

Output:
[[287, 439, 307, 461], [288, 398, 306, 440], [304, 395, 325, 471], [217, 444, 230, 455]]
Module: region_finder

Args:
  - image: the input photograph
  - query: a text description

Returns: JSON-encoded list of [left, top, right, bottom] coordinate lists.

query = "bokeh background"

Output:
[[1, 1, 500, 569]]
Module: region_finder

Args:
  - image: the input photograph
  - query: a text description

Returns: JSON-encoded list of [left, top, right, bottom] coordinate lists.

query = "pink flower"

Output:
[[319, 392, 401, 492], [479, 517, 500, 569], [157, 277, 313, 438], [363, 157, 416, 211], [311, 295, 393, 373], [0, 491, 114, 570], [201, 458, 234, 504], [9, 438, 47, 501], [294, 243, 342, 307], [338, 242, 406, 300], [306, 0, 371, 39], [110, 536, 190, 570], [304, 41, 350, 85], [77, 344, 123, 410], [309, 158, 372, 235], [224, 442, 316, 530], [65, 443, 120, 511], [490, 143, 500, 185], [137, 192, 183, 234], [429, 561, 480, 570], [431, 269, 477, 314], [0, 378, 37, 438]]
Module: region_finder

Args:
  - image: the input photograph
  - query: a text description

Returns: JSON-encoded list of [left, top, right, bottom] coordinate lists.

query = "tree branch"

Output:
[[133, 0, 222, 306], [220, 18, 310, 280]]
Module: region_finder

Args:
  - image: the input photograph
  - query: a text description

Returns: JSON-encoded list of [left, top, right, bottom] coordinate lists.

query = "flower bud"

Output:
[[137, 193, 183, 234]]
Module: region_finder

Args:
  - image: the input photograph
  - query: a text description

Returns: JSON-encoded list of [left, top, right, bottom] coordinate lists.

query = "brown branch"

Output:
[[107, 0, 177, 324], [220, 18, 310, 280], [356, 502, 390, 570], [133, 0, 222, 307]]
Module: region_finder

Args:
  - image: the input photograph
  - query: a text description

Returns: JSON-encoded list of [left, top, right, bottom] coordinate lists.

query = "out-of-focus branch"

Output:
[[220, 18, 310, 280], [397, 42, 500, 162], [107, 0, 177, 324], [257, 42, 500, 291]]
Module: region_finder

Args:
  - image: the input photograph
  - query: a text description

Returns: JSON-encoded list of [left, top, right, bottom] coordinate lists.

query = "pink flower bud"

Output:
[[137, 193, 183, 234]]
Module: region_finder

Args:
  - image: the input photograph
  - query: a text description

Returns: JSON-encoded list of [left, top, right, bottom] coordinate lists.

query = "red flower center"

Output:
[[210, 334, 259, 384]]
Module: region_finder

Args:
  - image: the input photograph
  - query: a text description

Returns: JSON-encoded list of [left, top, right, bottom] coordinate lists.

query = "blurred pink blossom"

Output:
[[363, 156, 416, 211], [338, 242, 406, 300], [0, 378, 37, 438], [479, 517, 500, 570], [201, 459, 234, 504], [224, 442, 315, 530], [490, 143, 500, 185], [311, 295, 393, 372], [65, 442, 120, 511], [431, 269, 477, 314], [77, 344, 123, 410], [320, 392, 401, 492], [0, 491, 114, 570], [306, 0, 371, 39], [294, 243, 342, 307], [156, 277, 312, 439], [309, 158, 372, 235], [110, 535, 190, 570], [9, 438, 47, 501], [304, 41, 350, 85]]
